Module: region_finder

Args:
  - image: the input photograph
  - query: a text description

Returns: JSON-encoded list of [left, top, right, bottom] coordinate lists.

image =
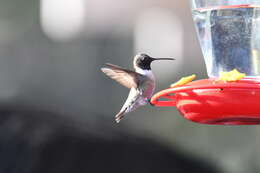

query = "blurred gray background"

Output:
[[1, 0, 260, 173]]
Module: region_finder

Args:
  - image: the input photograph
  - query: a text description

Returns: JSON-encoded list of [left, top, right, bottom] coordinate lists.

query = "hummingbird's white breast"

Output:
[[135, 67, 155, 100], [135, 67, 155, 80]]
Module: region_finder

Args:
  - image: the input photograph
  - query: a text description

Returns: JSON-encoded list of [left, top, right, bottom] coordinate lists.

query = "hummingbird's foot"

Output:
[[148, 99, 155, 107]]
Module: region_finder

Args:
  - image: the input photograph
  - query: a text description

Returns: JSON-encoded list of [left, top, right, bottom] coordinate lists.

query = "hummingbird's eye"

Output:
[[139, 57, 144, 61]]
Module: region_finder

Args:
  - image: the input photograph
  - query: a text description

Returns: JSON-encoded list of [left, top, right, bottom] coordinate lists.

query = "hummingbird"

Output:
[[101, 53, 175, 123]]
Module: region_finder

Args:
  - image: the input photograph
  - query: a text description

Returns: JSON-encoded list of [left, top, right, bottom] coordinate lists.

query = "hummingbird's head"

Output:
[[133, 53, 174, 70]]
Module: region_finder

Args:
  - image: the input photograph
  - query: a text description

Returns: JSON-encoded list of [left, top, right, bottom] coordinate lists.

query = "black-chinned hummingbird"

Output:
[[101, 53, 175, 123]]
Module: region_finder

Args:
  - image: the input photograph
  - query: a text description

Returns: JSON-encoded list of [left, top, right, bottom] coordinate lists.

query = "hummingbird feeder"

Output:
[[151, 2, 260, 125]]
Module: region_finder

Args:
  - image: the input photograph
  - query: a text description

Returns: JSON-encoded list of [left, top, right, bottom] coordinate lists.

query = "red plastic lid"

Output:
[[151, 78, 260, 125]]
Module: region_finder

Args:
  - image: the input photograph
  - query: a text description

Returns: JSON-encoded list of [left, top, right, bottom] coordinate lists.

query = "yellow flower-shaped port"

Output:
[[170, 74, 196, 88], [219, 69, 246, 82]]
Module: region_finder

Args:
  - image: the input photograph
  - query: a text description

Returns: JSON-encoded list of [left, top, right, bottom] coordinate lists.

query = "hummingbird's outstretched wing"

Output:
[[101, 63, 141, 89]]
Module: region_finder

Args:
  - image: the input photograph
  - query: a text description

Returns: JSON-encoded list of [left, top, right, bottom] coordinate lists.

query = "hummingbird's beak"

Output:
[[152, 57, 175, 61]]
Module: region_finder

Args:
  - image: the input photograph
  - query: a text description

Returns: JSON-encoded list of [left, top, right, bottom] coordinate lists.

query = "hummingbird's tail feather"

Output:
[[115, 108, 127, 123]]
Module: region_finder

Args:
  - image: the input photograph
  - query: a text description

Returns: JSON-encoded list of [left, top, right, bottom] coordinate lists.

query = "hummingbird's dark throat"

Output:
[[136, 58, 153, 70]]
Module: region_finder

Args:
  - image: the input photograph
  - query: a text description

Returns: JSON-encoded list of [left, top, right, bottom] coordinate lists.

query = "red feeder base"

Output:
[[151, 78, 260, 125]]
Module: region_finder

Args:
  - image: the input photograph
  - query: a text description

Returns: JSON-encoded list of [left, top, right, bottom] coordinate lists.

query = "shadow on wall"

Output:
[[0, 106, 221, 173]]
